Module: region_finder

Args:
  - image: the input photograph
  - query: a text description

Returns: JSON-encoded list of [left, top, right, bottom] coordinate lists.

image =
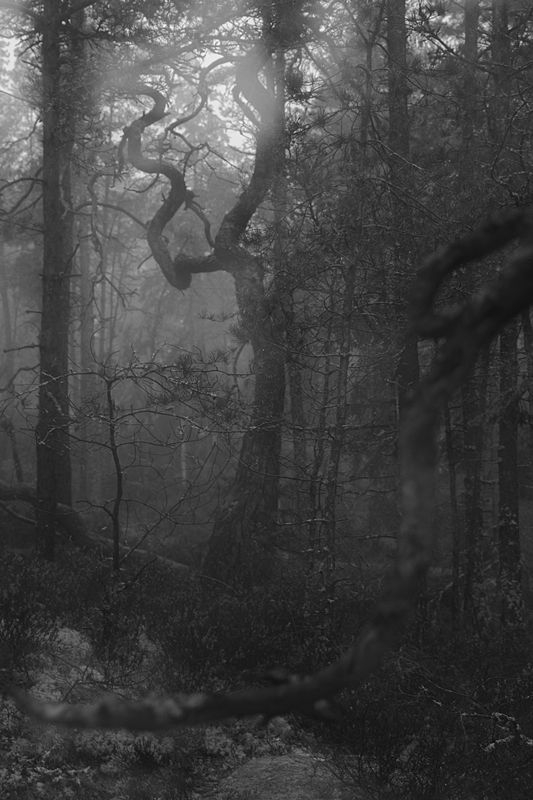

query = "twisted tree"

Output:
[[118, 25, 288, 587]]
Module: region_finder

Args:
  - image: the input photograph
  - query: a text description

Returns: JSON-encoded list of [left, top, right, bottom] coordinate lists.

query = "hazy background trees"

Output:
[[1, 0, 533, 622], [1, 2, 533, 796]]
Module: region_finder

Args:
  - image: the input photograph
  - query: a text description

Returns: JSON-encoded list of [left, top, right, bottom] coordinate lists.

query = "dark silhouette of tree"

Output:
[[116, 5, 313, 587], [35, 1, 81, 557]]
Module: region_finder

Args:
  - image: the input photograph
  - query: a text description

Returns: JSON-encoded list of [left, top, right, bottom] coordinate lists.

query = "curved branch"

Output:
[[76, 200, 147, 231], [188, 201, 215, 248], [215, 43, 282, 254], [165, 57, 230, 135], [121, 44, 282, 290], [122, 85, 193, 289], [411, 207, 530, 337]]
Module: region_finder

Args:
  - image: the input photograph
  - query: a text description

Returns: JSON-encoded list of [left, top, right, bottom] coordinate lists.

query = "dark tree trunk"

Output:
[[451, 0, 482, 628], [491, 1, 524, 628], [76, 222, 95, 502], [321, 264, 356, 589], [36, 1, 75, 558], [203, 34, 288, 588], [285, 299, 308, 522], [461, 350, 490, 628], [202, 272, 286, 587], [445, 402, 462, 627], [498, 320, 523, 627], [386, 0, 419, 416]]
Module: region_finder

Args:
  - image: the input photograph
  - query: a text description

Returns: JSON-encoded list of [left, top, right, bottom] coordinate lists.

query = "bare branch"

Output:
[[120, 44, 281, 290], [165, 58, 229, 135], [76, 199, 147, 231]]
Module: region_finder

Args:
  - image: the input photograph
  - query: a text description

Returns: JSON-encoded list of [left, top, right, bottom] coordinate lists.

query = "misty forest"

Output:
[[1, 1, 533, 798]]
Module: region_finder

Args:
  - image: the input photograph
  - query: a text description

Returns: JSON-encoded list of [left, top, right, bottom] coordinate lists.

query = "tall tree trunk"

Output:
[[445, 402, 462, 627], [307, 312, 334, 581], [386, 1, 420, 619], [522, 310, 533, 498], [491, 0, 524, 629], [202, 294, 286, 586], [461, 349, 490, 628], [203, 28, 287, 588], [285, 299, 308, 523], [498, 320, 523, 627], [386, 0, 419, 417], [0, 241, 24, 483], [36, 1, 75, 558], [456, 0, 482, 628], [321, 263, 356, 590], [76, 221, 95, 502]]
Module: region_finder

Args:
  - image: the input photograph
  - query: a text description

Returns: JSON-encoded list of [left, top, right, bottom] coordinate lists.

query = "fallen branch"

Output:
[[0, 481, 190, 572]]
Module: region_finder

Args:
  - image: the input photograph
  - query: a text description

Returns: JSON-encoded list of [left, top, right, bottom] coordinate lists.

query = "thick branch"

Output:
[[412, 207, 531, 337], [122, 85, 194, 289], [215, 44, 282, 255], [121, 43, 281, 288]]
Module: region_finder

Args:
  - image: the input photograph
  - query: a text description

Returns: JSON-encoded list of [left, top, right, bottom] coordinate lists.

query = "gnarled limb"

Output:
[[120, 40, 282, 290]]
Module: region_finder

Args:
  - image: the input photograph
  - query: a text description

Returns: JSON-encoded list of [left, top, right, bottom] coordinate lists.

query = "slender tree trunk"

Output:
[[105, 374, 122, 573], [445, 402, 462, 627], [36, 1, 75, 558], [522, 310, 533, 499], [461, 349, 490, 629], [498, 320, 523, 627], [322, 263, 356, 589], [386, 0, 419, 417], [0, 242, 24, 483], [491, 0, 524, 629], [307, 312, 334, 581], [455, 0, 481, 628], [76, 221, 95, 502], [386, 2, 420, 628], [285, 300, 308, 522]]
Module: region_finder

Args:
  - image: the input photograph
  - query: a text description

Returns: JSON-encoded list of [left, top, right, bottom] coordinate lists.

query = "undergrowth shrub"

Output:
[[84, 581, 148, 685], [144, 574, 371, 691], [322, 631, 533, 800], [0, 554, 61, 676]]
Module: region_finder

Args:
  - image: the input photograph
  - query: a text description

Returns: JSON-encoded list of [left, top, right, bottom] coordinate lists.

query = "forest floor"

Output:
[[0, 624, 377, 800]]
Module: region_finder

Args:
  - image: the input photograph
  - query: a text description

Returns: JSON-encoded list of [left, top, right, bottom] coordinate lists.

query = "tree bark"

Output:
[[491, 0, 524, 629], [207, 32, 291, 584], [36, 1, 76, 558], [455, 0, 482, 628], [461, 349, 489, 628], [202, 302, 285, 586], [498, 319, 523, 627], [386, 0, 420, 417], [321, 264, 356, 589]]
